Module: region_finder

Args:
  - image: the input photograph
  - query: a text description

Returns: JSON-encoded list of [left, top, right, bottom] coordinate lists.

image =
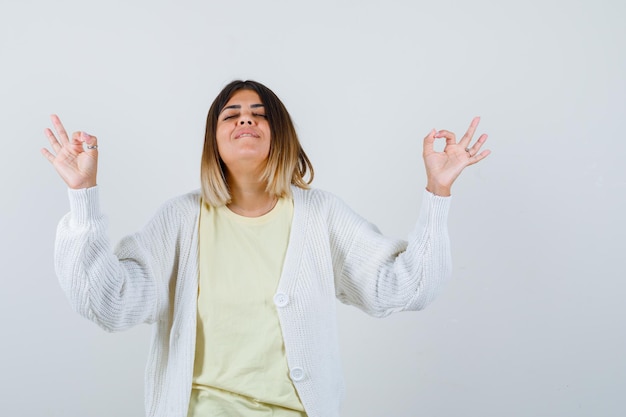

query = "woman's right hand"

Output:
[[41, 114, 99, 189]]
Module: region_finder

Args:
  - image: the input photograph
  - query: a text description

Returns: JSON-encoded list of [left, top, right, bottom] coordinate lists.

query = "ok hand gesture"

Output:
[[423, 117, 490, 196], [41, 115, 99, 189]]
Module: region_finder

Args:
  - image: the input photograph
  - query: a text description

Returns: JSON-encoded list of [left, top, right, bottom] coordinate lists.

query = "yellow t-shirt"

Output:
[[188, 197, 306, 417]]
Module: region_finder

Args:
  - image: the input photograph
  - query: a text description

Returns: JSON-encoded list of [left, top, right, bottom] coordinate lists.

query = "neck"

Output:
[[226, 173, 277, 217]]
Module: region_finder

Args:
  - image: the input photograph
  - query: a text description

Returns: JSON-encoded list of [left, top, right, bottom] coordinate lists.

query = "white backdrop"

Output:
[[1, 0, 624, 416]]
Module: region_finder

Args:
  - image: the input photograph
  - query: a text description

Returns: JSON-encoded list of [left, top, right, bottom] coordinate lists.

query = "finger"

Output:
[[422, 129, 437, 155], [44, 128, 62, 153], [50, 114, 70, 144], [467, 149, 491, 165], [435, 129, 456, 146], [465, 133, 488, 157], [82, 132, 99, 153], [459, 116, 480, 147], [40, 147, 56, 163], [65, 131, 84, 154]]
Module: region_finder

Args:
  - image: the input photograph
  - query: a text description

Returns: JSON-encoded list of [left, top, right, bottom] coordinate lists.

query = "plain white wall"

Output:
[[1, 0, 624, 416]]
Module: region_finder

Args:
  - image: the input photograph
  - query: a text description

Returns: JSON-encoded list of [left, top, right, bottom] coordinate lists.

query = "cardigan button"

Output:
[[290, 367, 305, 381], [273, 292, 289, 308]]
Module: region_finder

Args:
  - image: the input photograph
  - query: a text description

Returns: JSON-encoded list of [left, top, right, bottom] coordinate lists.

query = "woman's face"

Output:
[[216, 89, 271, 175]]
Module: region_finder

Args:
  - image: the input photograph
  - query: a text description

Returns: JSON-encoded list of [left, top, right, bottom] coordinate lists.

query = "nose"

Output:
[[239, 114, 253, 125]]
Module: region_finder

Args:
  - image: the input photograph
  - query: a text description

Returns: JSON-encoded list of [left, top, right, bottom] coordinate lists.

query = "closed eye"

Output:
[[221, 112, 266, 121]]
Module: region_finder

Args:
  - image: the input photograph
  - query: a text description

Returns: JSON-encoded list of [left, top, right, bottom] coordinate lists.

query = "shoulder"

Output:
[[291, 186, 343, 205], [164, 189, 202, 207], [291, 186, 345, 210], [151, 189, 201, 225], [291, 186, 365, 224]]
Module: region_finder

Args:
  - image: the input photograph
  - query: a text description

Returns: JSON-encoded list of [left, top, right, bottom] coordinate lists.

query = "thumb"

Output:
[[422, 128, 436, 155]]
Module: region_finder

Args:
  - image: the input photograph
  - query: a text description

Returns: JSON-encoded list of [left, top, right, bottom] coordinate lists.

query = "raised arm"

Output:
[[335, 118, 490, 316], [41, 115, 164, 332]]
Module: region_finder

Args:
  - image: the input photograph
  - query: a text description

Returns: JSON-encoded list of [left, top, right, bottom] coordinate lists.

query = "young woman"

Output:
[[41, 80, 490, 417]]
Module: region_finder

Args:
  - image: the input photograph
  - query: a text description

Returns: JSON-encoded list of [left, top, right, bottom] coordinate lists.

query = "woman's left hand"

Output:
[[423, 117, 490, 196]]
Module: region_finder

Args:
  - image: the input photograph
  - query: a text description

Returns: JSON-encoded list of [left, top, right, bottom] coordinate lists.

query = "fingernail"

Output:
[[81, 132, 90, 140]]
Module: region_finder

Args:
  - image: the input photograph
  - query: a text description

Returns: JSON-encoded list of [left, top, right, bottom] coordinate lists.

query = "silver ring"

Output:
[[86, 145, 98, 150], [465, 147, 472, 156]]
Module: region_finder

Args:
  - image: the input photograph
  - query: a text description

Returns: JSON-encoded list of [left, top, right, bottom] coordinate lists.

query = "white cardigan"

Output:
[[55, 185, 452, 417]]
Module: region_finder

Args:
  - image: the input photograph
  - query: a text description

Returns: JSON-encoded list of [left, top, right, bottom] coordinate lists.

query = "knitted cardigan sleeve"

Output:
[[54, 186, 188, 332], [331, 190, 452, 318]]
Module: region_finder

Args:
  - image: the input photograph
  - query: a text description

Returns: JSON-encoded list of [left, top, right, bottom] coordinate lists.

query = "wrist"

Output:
[[426, 182, 451, 197], [68, 179, 97, 190]]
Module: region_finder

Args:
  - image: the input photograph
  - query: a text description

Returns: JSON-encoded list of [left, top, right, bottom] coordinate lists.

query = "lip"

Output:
[[234, 129, 260, 139]]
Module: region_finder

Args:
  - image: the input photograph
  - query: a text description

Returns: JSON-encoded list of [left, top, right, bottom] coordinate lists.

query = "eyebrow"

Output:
[[220, 103, 265, 113]]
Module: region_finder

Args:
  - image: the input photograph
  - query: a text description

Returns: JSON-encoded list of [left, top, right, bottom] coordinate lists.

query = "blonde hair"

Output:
[[200, 80, 314, 206]]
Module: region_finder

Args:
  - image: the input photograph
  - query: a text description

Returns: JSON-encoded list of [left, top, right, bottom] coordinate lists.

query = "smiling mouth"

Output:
[[234, 129, 260, 139]]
